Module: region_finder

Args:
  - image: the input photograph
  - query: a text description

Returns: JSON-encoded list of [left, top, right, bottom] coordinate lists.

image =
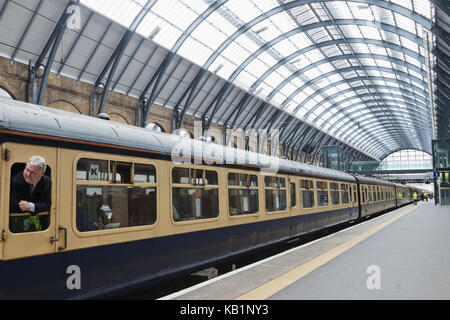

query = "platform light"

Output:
[[36, 64, 45, 78], [148, 26, 161, 40], [213, 64, 223, 74]]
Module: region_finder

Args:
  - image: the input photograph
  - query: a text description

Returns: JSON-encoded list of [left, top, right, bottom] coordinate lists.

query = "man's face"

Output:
[[23, 163, 44, 185]]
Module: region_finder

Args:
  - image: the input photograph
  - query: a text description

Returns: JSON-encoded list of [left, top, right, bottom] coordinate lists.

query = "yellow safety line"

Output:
[[235, 203, 420, 300]]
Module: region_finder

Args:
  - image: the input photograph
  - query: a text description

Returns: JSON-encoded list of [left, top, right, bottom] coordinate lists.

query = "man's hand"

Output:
[[19, 200, 30, 212]]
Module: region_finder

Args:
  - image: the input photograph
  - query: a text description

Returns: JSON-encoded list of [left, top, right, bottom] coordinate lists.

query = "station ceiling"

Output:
[[0, 0, 448, 161]]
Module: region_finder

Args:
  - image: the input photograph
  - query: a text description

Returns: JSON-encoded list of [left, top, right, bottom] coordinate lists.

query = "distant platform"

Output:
[[161, 202, 450, 300]]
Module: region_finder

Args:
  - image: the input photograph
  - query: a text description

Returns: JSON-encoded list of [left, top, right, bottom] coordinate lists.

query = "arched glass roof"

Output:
[[1, 0, 444, 162], [79, 0, 437, 159]]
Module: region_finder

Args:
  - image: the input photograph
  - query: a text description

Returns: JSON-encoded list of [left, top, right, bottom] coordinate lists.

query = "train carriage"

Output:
[[354, 176, 397, 218], [0, 98, 413, 299]]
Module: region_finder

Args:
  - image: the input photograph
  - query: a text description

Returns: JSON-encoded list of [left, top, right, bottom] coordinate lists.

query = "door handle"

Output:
[[58, 226, 67, 251], [50, 227, 67, 250]]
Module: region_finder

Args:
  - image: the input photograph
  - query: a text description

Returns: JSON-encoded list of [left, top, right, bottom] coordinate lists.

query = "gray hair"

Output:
[[27, 155, 46, 173]]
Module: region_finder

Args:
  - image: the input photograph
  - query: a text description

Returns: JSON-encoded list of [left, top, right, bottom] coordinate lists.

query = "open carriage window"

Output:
[[9, 161, 52, 233]]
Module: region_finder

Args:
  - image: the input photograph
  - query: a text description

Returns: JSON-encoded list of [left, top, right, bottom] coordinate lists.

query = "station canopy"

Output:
[[0, 0, 448, 161]]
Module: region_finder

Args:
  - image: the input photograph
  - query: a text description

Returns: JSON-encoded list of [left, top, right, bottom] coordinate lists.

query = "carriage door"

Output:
[[2, 143, 58, 260]]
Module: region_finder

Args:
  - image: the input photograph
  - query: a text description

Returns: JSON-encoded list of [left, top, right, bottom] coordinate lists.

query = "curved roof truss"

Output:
[[1, 0, 444, 161]]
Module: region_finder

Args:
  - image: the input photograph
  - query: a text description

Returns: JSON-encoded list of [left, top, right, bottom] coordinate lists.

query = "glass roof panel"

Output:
[[191, 21, 229, 52], [178, 38, 212, 66], [79, 0, 435, 159], [151, 0, 197, 30], [82, 0, 141, 28], [224, 0, 262, 23]]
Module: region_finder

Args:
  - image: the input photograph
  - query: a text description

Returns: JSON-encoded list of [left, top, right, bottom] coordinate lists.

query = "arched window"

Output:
[[109, 113, 129, 125], [0, 87, 13, 99], [146, 122, 165, 133], [48, 100, 81, 114]]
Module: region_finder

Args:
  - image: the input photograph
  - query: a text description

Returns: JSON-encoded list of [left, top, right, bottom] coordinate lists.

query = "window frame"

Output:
[[264, 175, 288, 213], [300, 178, 316, 209], [9, 162, 52, 234], [171, 165, 220, 223], [340, 183, 350, 205], [227, 171, 260, 217], [329, 181, 340, 206], [316, 179, 329, 207], [74, 154, 158, 235]]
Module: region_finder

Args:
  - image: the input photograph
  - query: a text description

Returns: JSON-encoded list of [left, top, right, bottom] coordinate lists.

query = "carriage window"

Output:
[[205, 170, 218, 185], [330, 182, 340, 205], [134, 164, 156, 183], [316, 181, 329, 207], [341, 184, 349, 204], [75, 159, 157, 232], [9, 162, 52, 233], [77, 158, 108, 181], [110, 161, 132, 183], [172, 167, 190, 184], [172, 168, 219, 221], [300, 179, 315, 208], [228, 173, 259, 216], [264, 176, 287, 212]]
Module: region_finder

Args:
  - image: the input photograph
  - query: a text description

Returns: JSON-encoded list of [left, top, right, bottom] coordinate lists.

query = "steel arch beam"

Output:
[[316, 95, 430, 131], [343, 116, 432, 140], [281, 65, 428, 116], [311, 88, 428, 125], [201, 0, 430, 73], [289, 66, 426, 115], [139, 0, 227, 126], [335, 111, 431, 144], [227, 19, 424, 89], [222, 48, 425, 128], [297, 78, 428, 116], [254, 38, 425, 97], [329, 101, 432, 135], [175, 0, 430, 130], [352, 132, 423, 158], [94, 0, 157, 116], [346, 125, 429, 151], [346, 123, 424, 147], [31, 0, 80, 105], [306, 92, 430, 136], [345, 122, 430, 149]]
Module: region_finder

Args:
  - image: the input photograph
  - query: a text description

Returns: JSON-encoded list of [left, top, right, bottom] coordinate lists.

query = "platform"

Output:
[[161, 202, 450, 300]]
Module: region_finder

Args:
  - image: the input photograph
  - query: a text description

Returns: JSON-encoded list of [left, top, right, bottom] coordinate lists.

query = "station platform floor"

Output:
[[161, 202, 450, 300]]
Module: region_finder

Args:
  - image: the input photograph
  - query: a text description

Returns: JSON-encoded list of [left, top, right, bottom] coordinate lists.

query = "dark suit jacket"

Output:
[[10, 172, 52, 214]]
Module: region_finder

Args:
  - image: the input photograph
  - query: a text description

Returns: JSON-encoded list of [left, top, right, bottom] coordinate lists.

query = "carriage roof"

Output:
[[0, 97, 356, 182]]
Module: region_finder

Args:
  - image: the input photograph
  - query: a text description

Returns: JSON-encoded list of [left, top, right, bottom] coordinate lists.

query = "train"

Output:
[[0, 97, 422, 299]]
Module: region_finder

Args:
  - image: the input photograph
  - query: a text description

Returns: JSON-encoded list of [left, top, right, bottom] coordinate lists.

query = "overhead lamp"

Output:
[[96, 83, 104, 94], [35, 64, 45, 78], [148, 26, 161, 40], [254, 26, 268, 34], [213, 64, 223, 74]]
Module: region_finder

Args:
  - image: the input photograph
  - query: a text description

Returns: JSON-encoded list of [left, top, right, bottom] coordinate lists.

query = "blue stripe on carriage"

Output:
[[0, 207, 357, 299]]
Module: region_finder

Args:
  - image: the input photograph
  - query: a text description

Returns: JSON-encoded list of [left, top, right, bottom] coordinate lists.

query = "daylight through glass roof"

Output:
[[80, 0, 436, 159]]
